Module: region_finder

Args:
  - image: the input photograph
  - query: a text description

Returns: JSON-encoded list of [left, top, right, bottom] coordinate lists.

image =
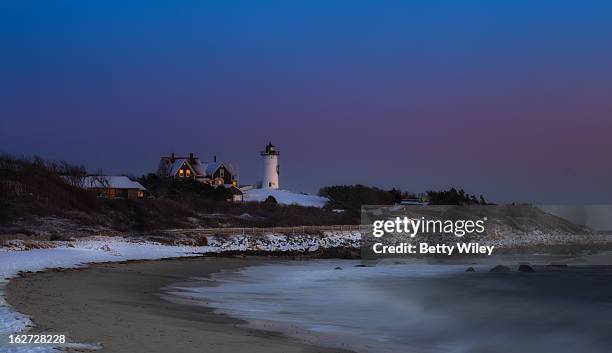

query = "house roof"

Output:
[[168, 158, 194, 177], [190, 159, 207, 176], [213, 184, 243, 195], [72, 176, 146, 191], [228, 185, 243, 195], [205, 161, 236, 177]]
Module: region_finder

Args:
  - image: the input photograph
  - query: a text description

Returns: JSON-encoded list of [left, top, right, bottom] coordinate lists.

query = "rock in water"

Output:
[[465, 267, 476, 272], [334, 267, 342, 270], [518, 264, 535, 272], [489, 265, 511, 272]]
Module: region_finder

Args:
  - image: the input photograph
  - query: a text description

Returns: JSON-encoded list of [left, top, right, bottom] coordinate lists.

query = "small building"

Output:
[[400, 197, 429, 206], [77, 176, 146, 199], [157, 153, 237, 186], [223, 185, 244, 202]]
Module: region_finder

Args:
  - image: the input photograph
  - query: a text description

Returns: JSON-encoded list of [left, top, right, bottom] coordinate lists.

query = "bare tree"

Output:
[[54, 160, 87, 188], [91, 171, 110, 189]]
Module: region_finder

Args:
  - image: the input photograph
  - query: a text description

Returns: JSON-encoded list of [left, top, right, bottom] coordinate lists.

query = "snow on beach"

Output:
[[243, 188, 328, 208], [0, 239, 212, 353], [0, 232, 360, 352]]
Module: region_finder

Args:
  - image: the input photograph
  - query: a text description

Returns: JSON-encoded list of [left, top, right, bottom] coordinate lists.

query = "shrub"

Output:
[[426, 188, 488, 205], [318, 184, 401, 211], [138, 174, 233, 201], [264, 195, 278, 204]]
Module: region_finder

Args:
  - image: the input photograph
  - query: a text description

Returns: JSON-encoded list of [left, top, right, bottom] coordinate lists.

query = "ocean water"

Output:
[[167, 260, 612, 353]]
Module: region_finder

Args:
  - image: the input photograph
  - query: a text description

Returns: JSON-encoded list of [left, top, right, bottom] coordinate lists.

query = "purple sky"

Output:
[[1, 1, 611, 203]]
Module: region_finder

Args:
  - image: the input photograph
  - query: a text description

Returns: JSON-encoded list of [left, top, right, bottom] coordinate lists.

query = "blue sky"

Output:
[[1, 1, 611, 202]]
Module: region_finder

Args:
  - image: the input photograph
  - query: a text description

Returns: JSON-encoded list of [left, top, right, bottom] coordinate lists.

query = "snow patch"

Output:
[[243, 188, 328, 208]]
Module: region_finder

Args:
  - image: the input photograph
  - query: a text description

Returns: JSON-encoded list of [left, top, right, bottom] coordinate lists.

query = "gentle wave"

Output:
[[167, 260, 612, 353]]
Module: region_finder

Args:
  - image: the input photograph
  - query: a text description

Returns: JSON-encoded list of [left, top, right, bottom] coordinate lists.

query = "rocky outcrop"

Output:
[[490, 265, 511, 272]]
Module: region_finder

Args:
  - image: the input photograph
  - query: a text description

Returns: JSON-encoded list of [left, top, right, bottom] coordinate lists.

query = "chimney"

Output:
[[214, 155, 217, 162], [171, 152, 175, 162]]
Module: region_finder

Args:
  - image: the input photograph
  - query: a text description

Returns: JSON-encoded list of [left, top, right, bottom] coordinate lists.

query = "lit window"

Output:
[[179, 169, 184, 177], [186, 169, 191, 177]]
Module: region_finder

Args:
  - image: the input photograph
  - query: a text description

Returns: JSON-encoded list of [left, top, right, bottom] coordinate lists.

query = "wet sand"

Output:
[[6, 257, 352, 353]]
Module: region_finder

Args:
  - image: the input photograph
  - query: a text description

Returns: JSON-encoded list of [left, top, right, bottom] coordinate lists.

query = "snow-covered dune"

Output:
[[243, 188, 328, 208]]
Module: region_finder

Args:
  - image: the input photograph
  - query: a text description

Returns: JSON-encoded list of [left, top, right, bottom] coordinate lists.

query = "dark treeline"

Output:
[[0, 154, 97, 214], [318, 184, 404, 210], [319, 184, 489, 213], [426, 188, 488, 205]]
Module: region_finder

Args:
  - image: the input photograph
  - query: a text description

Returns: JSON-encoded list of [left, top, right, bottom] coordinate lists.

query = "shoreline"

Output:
[[6, 257, 354, 353], [2, 235, 612, 352], [162, 259, 372, 353]]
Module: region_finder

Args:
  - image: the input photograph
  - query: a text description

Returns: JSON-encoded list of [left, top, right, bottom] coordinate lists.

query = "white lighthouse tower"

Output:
[[261, 141, 280, 189]]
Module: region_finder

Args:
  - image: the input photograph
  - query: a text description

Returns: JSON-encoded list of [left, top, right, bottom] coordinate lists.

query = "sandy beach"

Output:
[[5, 257, 352, 353]]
